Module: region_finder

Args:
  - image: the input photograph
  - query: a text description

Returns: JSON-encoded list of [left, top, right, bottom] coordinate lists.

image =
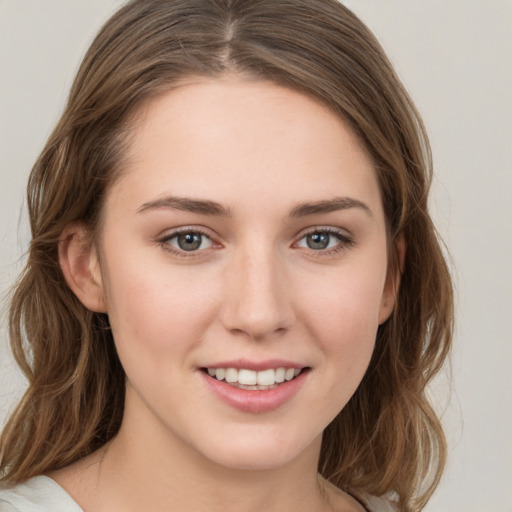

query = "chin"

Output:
[[191, 426, 321, 472], [205, 449, 301, 472]]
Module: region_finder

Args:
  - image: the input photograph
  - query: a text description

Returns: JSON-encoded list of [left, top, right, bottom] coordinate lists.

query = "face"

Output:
[[82, 77, 396, 471]]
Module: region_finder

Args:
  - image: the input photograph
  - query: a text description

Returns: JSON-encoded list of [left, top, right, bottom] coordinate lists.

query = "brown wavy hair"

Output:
[[0, 1, 453, 510]]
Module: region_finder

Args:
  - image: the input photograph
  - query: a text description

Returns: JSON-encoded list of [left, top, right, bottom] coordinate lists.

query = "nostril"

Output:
[[219, 271, 296, 339]]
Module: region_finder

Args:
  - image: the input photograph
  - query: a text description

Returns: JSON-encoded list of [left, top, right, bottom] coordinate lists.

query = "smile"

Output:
[[204, 367, 303, 390], [200, 365, 310, 413]]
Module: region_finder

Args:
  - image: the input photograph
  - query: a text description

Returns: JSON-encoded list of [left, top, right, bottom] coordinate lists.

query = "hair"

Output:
[[0, 1, 453, 510]]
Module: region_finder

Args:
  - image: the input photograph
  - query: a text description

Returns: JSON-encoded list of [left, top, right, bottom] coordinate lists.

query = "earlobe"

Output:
[[378, 234, 406, 324], [59, 224, 107, 313]]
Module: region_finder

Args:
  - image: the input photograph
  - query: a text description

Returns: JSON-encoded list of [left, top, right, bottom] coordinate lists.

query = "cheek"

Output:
[[299, 266, 386, 344], [294, 259, 386, 392], [298, 272, 384, 417], [101, 252, 220, 361]]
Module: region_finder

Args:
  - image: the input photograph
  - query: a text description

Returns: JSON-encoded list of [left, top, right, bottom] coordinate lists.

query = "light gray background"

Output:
[[1, 1, 511, 510]]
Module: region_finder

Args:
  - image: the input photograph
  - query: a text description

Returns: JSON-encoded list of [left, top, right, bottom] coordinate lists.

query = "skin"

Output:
[[56, 76, 399, 512]]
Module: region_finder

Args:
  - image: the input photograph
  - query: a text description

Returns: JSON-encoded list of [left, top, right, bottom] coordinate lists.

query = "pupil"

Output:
[[307, 232, 329, 250], [178, 233, 202, 251]]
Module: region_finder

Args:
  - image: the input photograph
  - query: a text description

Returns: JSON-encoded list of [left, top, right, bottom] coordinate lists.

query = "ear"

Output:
[[378, 234, 406, 324], [59, 223, 107, 313]]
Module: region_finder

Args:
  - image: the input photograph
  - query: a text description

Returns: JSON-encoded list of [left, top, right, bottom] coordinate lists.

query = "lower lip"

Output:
[[200, 370, 309, 413]]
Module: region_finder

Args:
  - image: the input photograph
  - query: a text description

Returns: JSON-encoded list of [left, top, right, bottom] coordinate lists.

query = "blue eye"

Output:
[[166, 231, 213, 252], [296, 230, 351, 251]]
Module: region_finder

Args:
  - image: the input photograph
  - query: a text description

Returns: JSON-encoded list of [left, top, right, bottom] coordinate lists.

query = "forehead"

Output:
[[108, 76, 383, 218]]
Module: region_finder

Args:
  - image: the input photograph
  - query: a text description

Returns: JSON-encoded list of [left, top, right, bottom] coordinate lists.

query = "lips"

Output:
[[204, 367, 302, 389], [199, 361, 310, 413]]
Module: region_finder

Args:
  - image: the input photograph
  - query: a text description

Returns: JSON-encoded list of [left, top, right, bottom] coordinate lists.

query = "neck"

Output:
[[96, 422, 330, 512], [49, 392, 365, 512]]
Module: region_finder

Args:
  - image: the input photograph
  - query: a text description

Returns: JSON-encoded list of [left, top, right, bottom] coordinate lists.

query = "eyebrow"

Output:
[[137, 195, 371, 218], [289, 197, 372, 218], [137, 196, 232, 216]]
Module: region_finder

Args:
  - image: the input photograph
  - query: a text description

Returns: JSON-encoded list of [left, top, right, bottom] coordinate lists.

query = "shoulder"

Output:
[[322, 479, 398, 512], [0, 476, 83, 512], [360, 493, 399, 512]]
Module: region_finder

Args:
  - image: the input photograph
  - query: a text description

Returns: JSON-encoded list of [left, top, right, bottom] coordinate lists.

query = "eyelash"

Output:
[[294, 227, 355, 256], [157, 227, 217, 258], [157, 227, 354, 258]]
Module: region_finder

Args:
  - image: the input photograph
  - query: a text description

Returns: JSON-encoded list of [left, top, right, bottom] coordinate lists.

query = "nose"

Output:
[[220, 246, 296, 341]]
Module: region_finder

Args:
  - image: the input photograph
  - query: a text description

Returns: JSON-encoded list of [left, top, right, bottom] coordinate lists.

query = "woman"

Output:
[[0, 1, 453, 511]]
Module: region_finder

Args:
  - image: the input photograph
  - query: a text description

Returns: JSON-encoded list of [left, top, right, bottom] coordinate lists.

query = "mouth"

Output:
[[201, 366, 309, 391], [199, 363, 310, 413]]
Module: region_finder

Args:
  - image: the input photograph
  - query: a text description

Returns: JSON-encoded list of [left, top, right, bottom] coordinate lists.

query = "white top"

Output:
[[0, 475, 397, 512], [362, 494, 398, 512], [0, 476, 82, 511]]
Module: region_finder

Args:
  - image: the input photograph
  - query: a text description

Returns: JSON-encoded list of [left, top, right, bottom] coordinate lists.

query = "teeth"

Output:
[[238, 369, 257, 385], [225, 368, 238, 383], [257, 369, 275, 386], [285, 368, 295, 381], [206, 366, 303, 387]]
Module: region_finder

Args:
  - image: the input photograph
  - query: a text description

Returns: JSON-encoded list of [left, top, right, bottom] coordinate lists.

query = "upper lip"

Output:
[[200, 358, 306, 371]]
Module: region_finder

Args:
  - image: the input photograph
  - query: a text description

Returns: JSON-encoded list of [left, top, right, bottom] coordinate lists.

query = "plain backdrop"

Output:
[[1, 1, 511, 510]]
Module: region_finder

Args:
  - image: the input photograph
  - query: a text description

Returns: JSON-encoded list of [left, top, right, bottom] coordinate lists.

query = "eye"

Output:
[[295, 229, 353, 252], [162, 230, 213, 252]]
